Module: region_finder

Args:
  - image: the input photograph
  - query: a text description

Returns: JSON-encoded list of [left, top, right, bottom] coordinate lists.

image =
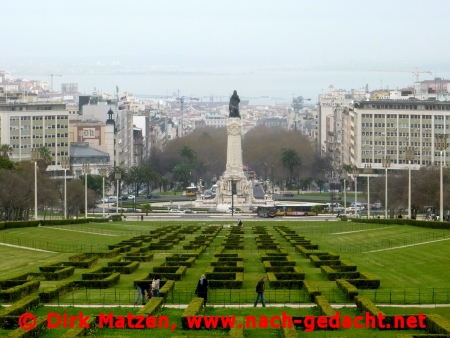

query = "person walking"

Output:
[[134, 281, 150, 305], [237, 219, 243, 227], [152, 274, 161, 297], [196, 274, 209, 306], [254, 276, 267, 307]]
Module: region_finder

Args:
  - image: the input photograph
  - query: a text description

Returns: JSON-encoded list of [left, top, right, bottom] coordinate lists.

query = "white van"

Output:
[[325, 203, 345, 212], [108, 196, 118, 202]]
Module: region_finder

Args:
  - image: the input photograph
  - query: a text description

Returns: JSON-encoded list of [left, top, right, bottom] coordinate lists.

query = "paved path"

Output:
[[0, 242, 56, 253]]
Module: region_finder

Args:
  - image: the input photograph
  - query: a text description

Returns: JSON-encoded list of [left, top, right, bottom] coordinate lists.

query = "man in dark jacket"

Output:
[[254, 276, 267, 307], [134, 281, 150, 305], [196, 274, 209, 306]]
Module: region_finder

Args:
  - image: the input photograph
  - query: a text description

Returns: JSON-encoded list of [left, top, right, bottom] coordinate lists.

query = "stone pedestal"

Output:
[[214, 118, 254, 205]]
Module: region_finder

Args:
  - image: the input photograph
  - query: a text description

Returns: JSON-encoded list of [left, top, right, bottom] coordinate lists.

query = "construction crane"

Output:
[[177, 96, 199, 115], [375, 67, 432, 83], [48, 74, 62, 92]]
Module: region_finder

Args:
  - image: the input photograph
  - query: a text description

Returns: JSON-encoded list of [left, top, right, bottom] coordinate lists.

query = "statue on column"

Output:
[[229, 90, 241, 118]]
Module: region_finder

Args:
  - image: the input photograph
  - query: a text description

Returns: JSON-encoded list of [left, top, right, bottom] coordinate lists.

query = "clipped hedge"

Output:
[[263, 262, 299, 273], [320, 266, 360, 281], [86, 248, 120, 258], [267, 272, 303, 289], [211, 262, 244, 273], [309, 255, 340, 268], [230, 316, 244, 338], [39, 281, 75, 302], [315, 295, 336, 316], [165, 257, 196, 267], [124, 252, 154, 262], [0, 280, 40, 302], [303, 281, 321, 302], [281, 327, 299, 338], [75, 272, 120, 288], [207, 272, 244, 289], [5, 316, 47, 337], [296, 246, 328, 258], [66, 253, 98, 268], [181, 298, 204, 329], [336, 279, 358, 300], [60, 316, 96, 337], [354, 296, 384, 317], [426, 314, 450, 334], [31, 266, 75, 281], [138, 297, 164, 316], [0, 295, 40, 328], [159, 280, 175, 300], [152, 265, 187, 280]]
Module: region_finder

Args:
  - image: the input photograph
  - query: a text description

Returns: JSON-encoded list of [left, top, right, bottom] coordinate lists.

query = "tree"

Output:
[[172, 162, 191, 188], [141, 203, 152, 215], [281, 148, 301, 183], [37, 146, 53, 172], [316, 179, 325, 193], [311, 205, 323, 215], [180, 146, 197, 164], [0, 144, 13, 159]]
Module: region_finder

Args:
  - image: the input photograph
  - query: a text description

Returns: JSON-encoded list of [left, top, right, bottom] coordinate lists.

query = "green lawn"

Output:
[[1, 220, 450, 337]]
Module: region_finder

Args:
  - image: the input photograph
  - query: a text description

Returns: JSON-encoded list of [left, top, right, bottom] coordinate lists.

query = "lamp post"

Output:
[[82, 162, 90, 218], [364, 164, 372, 219], [99, 167, 109, 219], [31, 148, 41, 220], [382, 156, 391, 219], [61, 157, 70, 219], [405, 147, 415, 219], [231, 178, 236, 217], [342, 171, 348, 216], [297, 166, 300, 195], [115, 169, 121, 215], [353, 167, 359, 217], [435, 134, 448, 222]]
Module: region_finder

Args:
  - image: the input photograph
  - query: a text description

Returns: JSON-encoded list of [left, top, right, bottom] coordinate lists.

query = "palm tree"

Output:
[[37, 146, 53, 171], [141, 203, 152, 215], [280, 148, 301, 183], [180, 146, 197, 164], [0, 144, 13, 159], [172, 162, 191, 188]]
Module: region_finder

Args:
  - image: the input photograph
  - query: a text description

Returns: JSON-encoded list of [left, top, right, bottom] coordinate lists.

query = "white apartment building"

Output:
[[351, 99, 450, 169], [0, 101, 69, 170]]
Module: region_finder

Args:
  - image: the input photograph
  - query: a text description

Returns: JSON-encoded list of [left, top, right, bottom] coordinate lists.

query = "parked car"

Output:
[[169, 209, 183, 213], [146, 194, 161, 199], [108, 196, 118, 202], [180, 208, 197, 214], [283, 192, 294, 197], [127, 195, 135, 200], [120, 196, 129, 201]]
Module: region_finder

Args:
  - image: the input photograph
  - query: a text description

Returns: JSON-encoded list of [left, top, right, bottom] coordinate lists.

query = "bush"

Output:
[[138, 297, 164, 316], [152, 265, 187, 280], [181, 298, 204, 329], [75, 272, 120, 288], [207, 272, 244, 289], [60, 317, 96, 337], [426, 314, 450, 334], [0, 280, 40, 302], [315, 295, 336, 316], [165, 257, 196, 267], [320, 266, 360, 281], [5, 316, 47, 337], [282, 327, 299, 338], [31, 266, 75, 281], [230, 316, 244, 338], [103, 261, 140, 274], [354, 296, 384, 317], [66, 254, 98, 268], [336, 279, 358, 300], [39, 281, 75, 303], [303, 281, 321, 302], [159, 280, 175, 300], [267, 272, 303, 289], [0, 295, 40, 328]]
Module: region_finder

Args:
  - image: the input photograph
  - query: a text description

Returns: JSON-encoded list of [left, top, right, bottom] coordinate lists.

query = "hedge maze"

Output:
[[2, 221, 450, 337]]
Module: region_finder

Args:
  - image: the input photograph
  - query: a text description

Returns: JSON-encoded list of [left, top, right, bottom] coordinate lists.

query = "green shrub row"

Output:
[[75, 272, 120, 288], [295, 246, 326, 257], [309, 255, 340, 268], [5, 316, 47, 338], [137, 297, 164, 317], [207, 263, 244, 273], [263, 262, 299, 272], [0, 272, 30, 281], [320, 266, 360, 281], [67, 253, 98, 268], [0, 280, 40, 302], [315, 295, 336, 316], [183, 244, 208, 250], [336, 279, 358, 300], [148, 243, 174, 250], [354, 296, 384, 317], [119, 239, 143, 247], [103, 261, 140, 274], [181, 297, 205, 329], [107, 244, 132, 252], [159, 280, 175, 300], [208, 273, 244, 289], [60, 316, 97, 337], [281, 327, 299, 338], [303, 281, 321, 302], [30, 266, 75, 281], [267, 272, 303, 289], [39, 281, 75, 303], [124, 252, 154, 262], [426, 314, 450, 334], [229, 316, 244, 338], [211, 256, 243, 264], [0, 295, 40, 327], [87, 248, 120, 258], [165, 257, 196, 267], [153, 266, 187, 280]]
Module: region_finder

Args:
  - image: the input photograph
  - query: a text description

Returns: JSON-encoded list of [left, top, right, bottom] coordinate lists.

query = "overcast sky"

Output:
[[2, 0, 449, 73]]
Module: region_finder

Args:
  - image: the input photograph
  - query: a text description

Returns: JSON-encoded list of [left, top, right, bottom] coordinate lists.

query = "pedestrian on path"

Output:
[[134, 281, 150, 305], [254, 276, 267, 307], [195, 274, 209, 306]]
